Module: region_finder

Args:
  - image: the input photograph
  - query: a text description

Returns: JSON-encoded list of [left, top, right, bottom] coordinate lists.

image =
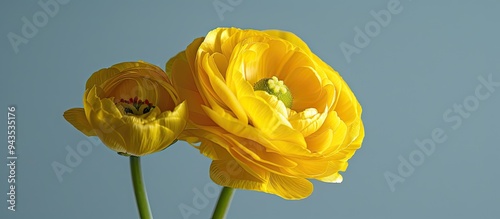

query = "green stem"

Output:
[[130, 156, 153, 219], [211, 187, 235, 219]]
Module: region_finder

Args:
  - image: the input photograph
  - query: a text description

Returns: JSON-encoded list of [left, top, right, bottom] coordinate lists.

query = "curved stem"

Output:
[[211, 187, 235, 219], [130, 156, 153, 219]]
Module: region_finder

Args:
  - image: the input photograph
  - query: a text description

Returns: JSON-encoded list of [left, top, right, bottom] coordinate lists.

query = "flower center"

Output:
[[116, 96, 155, 115], [253, 76, 293, 108]]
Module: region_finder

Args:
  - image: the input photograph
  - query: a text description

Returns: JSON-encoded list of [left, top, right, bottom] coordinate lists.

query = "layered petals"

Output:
[[64, 61, 188, 156], [168, 27, 365, 199]]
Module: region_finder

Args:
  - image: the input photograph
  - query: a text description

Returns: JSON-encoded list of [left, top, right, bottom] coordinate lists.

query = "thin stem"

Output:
[[130, 156, 153, 219], [211, 187, 235, 219]]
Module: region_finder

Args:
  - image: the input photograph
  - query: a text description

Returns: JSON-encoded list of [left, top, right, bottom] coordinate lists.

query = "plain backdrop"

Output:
[[1, 0, 499, 218]]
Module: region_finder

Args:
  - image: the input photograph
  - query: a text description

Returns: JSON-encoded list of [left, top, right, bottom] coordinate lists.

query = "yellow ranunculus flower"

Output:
[[64, 61, 188, 156], [167, 27, 364, 200]]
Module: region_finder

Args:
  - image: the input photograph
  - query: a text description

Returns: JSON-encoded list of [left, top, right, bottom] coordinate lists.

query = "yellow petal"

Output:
[[156, 101, 188, 137], [86, 61, 165, 91], [284, 157, 330, 178], [204, 27, 257, 55], [330, 75, 362, 126], [266, 174, 313, 200], [326, 121, 364, 163], [169, 43, 215, 126], [239, 42, 272, 85], [197, 54, 226, 107], [226, 135, 297, 170], [209, 159, 313, 200], [113, 102, 187, 156], [349, 122, 365, 150], [110, 61, 162, 73], [180, 129, 233, 160], [63, 108, 96, 136], [317, 172, 343, 183], [224, 44, 259, 97], [186, 38, 205, 71], [100, 69, 177, 112], [239, 95, 291, 134], [306, 129, 334, 154], [84, 87, 128, 153], [254, 91, 288, 121], [84, 86, 123, 124], [307, 110, 347, 155], [288, 107, 327, 137], [165, 52, 179, 78], [202, 104, 310, 156], [283, 66, 324, 111], [264, 29, 312, 54], [166, 37, 203, 77], [200, 53, 248, 124], [114, 122, 176, 156], [85, 68, 120, 90], [226, 146, 270, 181], [336, 92, 359, 125], [210, 159, 267, 187]]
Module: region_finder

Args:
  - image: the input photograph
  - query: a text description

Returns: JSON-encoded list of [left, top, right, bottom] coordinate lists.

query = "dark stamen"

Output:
[[118, 96, 155, 115], [124, 108, 134, 114]]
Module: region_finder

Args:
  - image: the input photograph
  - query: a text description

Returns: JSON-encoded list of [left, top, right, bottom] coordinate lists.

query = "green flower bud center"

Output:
[[253, 76, 293, 108]]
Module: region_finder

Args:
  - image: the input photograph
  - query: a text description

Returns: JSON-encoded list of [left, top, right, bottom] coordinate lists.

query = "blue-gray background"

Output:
[[1, 0, 499, 218]]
